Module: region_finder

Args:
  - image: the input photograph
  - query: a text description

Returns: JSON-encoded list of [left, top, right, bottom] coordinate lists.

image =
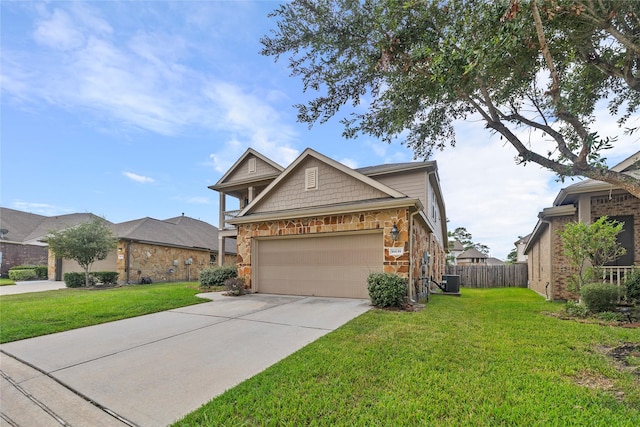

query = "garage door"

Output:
[[254, 232, 382, 298]]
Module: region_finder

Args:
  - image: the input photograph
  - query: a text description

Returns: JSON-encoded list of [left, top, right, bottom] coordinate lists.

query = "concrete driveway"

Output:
[[0, 292, 371, 426]]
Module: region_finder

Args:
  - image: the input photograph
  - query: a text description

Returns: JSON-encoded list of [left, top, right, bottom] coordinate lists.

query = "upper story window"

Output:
[[305, 167, 318, 190], [248, 158, 256, 174]]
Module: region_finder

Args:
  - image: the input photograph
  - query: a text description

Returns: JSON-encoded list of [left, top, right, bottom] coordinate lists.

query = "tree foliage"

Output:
[[261, 0, 640, 196], [558, 216, 626, 291], [47, 218, 118, 287], [448, 226, 490, 255]]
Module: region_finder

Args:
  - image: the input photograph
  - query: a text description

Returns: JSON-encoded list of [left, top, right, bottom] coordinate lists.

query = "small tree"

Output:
[[558, 216, 626, 292], [47, 218, 118, 287]]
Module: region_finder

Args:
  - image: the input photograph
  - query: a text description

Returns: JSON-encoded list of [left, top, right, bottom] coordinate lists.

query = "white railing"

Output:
[[223, 209, 241, 230], [601, 266, 638, 286]]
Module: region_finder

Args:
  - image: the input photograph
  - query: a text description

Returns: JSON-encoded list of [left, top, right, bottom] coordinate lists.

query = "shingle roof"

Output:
[[356, 161, 436, 175], [0, 208, 103, 245], [457, 247, 488, 259], [0, 208, 234, 254]]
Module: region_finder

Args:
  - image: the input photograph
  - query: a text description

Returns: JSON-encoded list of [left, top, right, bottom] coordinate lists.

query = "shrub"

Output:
[[9, 265, 47, 279], [367, 272, 407, 307], [580, 282, 620, 313], [8, 269, 37, 281], [224, 277, 247, 296], [200, 265, 237, 288], [91, 271, 119, 285], [595, 311, 624, 322], [624, 269, 640, 304], [64, 272, 95, 288], [564, 300, 589, 318]]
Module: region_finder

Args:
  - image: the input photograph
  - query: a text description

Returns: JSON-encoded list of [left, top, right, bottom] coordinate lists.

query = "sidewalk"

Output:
[[0, 280, 67, 296]]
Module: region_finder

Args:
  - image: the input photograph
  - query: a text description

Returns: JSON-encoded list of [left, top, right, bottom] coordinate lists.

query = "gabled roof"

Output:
[[210, 148, 284, 190], [236, 148, 408, 218]]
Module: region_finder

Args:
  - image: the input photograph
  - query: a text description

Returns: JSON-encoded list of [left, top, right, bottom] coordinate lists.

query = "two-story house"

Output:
[[209, 148, 448, 301]]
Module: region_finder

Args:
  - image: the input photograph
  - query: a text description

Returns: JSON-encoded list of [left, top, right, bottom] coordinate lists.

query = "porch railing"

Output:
[[223, 209, 241, 230], [601, 266, 639, 286]]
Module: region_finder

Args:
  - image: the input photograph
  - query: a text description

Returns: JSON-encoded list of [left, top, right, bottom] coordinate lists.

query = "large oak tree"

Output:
[[261, 0, 640, 196]]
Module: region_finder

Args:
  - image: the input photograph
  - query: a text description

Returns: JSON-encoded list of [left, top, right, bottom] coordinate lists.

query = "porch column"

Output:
[[248, 186, 255, 203]]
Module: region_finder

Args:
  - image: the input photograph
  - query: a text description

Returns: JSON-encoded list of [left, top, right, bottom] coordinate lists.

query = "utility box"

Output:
[[442, 275, 460, 293]]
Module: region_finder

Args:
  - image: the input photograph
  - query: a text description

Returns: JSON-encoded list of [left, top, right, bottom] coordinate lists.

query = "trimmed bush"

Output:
[[580, 282, 620, 313], [91, 271, 119, 285], [564, 300, 589, 318], [367, 272, 407, 307], [200, 265, 237, 288], [9, 265, 47, 279], [9, 269, 37, 281], [64, 272, 95, 288], [224, 277, 247, 296], [624, 269, 640, 304]]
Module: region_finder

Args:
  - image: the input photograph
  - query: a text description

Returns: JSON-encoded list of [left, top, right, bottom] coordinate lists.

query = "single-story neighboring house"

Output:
[[0, 207, 235, 283], [525, 152, 640, 300], [210, 147, 448, 300], [0, 207, 99, 277], [49, 214, 236, 284]]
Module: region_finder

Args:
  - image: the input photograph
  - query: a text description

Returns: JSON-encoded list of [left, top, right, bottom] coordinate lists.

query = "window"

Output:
[[607, 215, 635, 266], [305, 167, 318, 190]]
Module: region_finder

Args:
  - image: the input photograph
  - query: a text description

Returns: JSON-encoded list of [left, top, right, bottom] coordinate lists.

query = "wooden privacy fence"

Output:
[[445, 264, 528, 288]]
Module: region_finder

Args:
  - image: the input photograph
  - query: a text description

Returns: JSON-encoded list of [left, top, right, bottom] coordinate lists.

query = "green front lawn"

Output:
[[175, 288, 640, 426], [0, 278, 16, 286], [0, 282, 211, 343]]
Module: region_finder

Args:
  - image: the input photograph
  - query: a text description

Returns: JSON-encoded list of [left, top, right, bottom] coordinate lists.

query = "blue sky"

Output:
[[1, 1, 637, 260]]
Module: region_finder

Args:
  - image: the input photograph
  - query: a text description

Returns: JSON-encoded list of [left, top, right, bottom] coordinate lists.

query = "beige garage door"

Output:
[[254, 232, 382, 298]]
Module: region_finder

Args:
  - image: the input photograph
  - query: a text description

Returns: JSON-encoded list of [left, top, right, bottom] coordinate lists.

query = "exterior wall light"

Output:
[[391, 223, 400, 241]]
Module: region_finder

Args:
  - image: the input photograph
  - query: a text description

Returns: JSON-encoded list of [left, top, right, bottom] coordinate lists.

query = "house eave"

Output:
[[228, 198, 423, 225]]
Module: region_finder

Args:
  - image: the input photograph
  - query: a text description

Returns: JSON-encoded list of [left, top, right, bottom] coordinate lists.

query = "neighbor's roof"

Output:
[[457, 247, 488, 259], [112, 215, 235, 253], [0, 207, 105, 245]]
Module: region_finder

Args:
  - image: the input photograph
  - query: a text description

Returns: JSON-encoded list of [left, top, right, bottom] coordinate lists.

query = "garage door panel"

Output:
[[255, 232, 382, 298]]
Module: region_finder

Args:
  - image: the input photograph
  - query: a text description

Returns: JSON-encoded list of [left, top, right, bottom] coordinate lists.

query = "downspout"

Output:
[[540, 218, 552, 301]]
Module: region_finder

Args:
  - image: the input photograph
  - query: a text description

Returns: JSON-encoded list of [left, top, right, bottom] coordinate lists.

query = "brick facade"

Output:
[[236, 207, 443, 295], [528, 192, 639, 301], [0, 242, 48, 277], [591, 193, 640, 263]]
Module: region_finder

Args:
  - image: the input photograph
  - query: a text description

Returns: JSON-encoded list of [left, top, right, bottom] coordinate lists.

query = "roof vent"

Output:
[[305, 167, 318, 190]]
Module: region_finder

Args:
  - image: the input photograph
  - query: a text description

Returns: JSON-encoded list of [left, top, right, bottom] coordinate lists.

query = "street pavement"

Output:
[[0, 291, 371, 426]]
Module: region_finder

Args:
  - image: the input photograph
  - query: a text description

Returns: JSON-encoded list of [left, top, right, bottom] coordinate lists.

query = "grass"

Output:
[[0, 282, 214, 343], [175, 288, 640, 426], [0, 278, 16, 286]]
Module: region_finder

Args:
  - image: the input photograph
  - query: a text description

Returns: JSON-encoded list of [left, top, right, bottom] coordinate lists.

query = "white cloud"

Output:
[[12, 201, 73, 216], [33, 9, 85, 50], [340, 158, 358, 169], [123, 171, 155, 184]]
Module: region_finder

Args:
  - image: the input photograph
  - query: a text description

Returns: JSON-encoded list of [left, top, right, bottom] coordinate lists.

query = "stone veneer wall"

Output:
[[236, 208, 413, 288], [591, 193, 640, 263], [116, 242, 213, 283]]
